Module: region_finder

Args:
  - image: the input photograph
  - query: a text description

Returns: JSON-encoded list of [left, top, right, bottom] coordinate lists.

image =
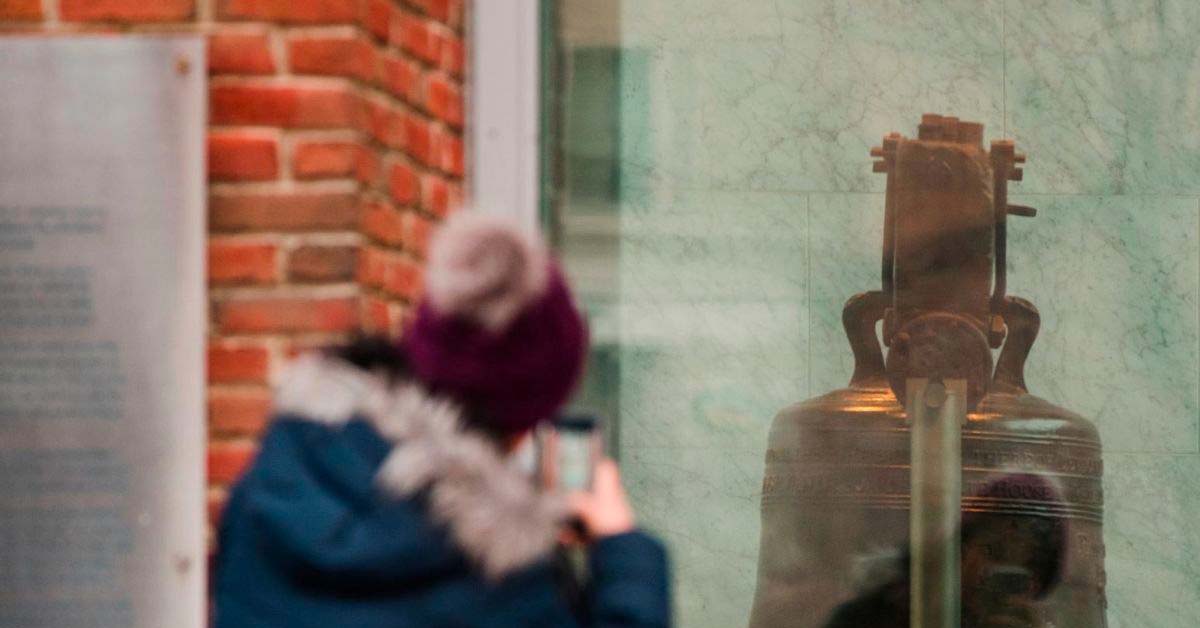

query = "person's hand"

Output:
[[565, 458, 636, 542]]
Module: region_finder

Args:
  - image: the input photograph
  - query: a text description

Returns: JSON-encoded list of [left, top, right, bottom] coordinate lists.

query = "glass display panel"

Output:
[[545, 2, 1200, 626]]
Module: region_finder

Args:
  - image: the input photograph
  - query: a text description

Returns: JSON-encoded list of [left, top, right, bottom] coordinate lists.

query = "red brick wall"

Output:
[[0, 0, 467, 543]]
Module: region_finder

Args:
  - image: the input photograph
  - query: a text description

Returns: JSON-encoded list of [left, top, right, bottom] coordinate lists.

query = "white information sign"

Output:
[[0, 37, 205, 628]]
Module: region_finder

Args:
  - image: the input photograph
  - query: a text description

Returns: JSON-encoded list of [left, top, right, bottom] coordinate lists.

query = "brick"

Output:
[[404, 211, 434, 257], [420, 174, 451, 217], [422, 0, 448, 22], [210, 192, 359, 232], [208, 32, 275, 75], [281, 339, 333, 360], [361, 295, 391, 335], [449, 0, 466, 29], [61, 0, 193, 21], [208, 343, 270, 383], [208, 131, 278, 182], [441, 35, 464, 76], [361, 201, 405, 246], [208, 441, 258, 485], [381, 54, 420, 103], [382, 255, 422, 300], [208, 388, 272, 436], [404, 114, 434, 165], [439, 133, 464, 177], [356, 147, 381, 186], [289, 35, 377, 83], [215, 296, 358, 333], [397, 12, 442, 65], [208, 239, 278, 284], [217, 0, 356, 23], [0, 0, 42, 20], [210, 84, 361, 129], [423, 0, 462, 28], [405, 0, 431, 15], [390, 303, 411, 338], [425, 74, 463, 128], [293, 141, 358, 179], [357, 246, 386, 288], [388, 162, 419, 205], [363, 100, 405, 149], [360, 0, 392, 41], [287, 245, 357, 282]]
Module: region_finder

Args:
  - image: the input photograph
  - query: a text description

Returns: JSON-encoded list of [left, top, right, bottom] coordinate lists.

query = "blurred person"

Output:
[[823, 473, 1066, 628], [213, 212, 670, 628]]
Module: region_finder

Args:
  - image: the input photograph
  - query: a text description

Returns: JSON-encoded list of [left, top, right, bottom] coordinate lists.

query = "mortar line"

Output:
[[1002, 0, 1008, 137], [806, 194, 812, 399]]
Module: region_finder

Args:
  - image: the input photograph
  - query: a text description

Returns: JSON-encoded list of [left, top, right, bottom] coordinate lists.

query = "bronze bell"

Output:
[[748, 115, 1106, 628]]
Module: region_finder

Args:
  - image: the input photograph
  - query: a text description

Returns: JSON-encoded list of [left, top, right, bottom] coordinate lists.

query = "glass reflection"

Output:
[[749, 116, 1105, 628], [546, 3, 1200, 626], [824, 473, 1068, 628]]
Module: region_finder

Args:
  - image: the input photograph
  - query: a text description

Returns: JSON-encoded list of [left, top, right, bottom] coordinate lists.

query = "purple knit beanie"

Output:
[[962, 472, 1067, 599], [403, 212, 588, 434]]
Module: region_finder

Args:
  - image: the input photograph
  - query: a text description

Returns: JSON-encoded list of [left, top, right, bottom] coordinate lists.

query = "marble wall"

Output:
[[560, 1, 1200, 626]]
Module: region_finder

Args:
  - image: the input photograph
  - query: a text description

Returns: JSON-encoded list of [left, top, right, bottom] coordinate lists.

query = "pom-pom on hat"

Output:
[[403, 212, 588, 434]]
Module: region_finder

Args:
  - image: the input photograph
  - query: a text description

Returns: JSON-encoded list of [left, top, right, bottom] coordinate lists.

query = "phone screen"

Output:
[[551, 414, 600, 492]]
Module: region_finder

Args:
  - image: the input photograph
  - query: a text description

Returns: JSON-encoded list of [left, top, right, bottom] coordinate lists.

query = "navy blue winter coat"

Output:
[[213, 353, 671, 628]]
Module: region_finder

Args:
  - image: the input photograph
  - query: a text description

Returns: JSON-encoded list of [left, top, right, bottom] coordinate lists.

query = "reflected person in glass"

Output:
[[823, 473, 1066, 628]]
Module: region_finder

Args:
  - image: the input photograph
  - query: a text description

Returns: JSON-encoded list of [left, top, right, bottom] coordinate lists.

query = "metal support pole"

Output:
[[907, 378, 966, 628]]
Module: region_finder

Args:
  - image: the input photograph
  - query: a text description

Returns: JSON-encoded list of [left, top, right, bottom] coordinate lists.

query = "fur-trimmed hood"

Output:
[[271, 353, 569, 580]]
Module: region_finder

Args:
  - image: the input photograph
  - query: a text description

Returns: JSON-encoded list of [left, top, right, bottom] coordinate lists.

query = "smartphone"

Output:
[[542, 413, 602, 492]]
